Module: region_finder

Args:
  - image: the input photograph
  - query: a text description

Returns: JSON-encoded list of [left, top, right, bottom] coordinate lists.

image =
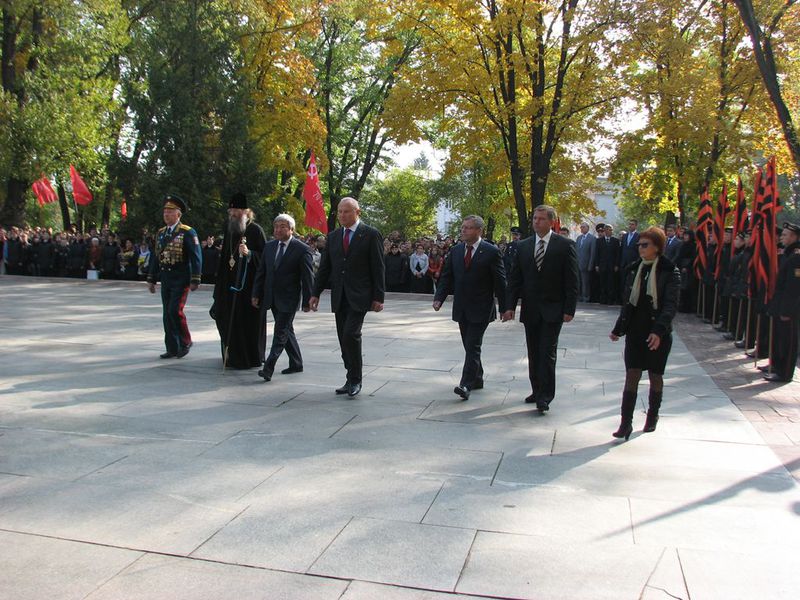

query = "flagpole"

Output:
[[767, 317, 774, 375], [744, 297, 752, 351], [712, 283, 719, 325], [735, 298, 744, 341], [753, 314, 761, 367], [726, 298, 733, 332]]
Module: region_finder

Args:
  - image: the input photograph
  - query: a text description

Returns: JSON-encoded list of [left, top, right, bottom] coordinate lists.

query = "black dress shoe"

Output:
[[763, 373, 789, 383], [734, 340, 747, 349], [536, 400, 549, 414], [757, 365, 770, 373], [281, 366, 303, 375], [160, 352, 176, 359], [722, 333, 735, 340], [347, 382, 362, 397], [335, 383, 350, 394], [453, 385, 470, 400], [524, 395, 536, 404], [175, 347, 190, 358], [258, 369, 272, 381], [472, 380, 484, 390]]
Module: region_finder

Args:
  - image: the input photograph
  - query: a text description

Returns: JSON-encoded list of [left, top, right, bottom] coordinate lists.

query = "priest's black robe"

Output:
[[212, 222, 267, 368]]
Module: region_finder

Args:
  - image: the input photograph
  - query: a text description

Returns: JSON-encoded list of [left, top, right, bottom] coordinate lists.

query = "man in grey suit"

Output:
[[506, 205, 579, 413], [252, 214, 314, 381], [434, 215, 508, 401], [575, 223, 595, 302]]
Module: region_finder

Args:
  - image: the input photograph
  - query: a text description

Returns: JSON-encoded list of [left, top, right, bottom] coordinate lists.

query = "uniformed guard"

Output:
[[765, 222, 800, 382], [147, 194, 202, 358]]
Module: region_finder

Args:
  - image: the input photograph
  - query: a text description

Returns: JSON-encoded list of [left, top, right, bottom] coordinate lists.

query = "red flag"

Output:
[[303, 151, 328, 233], [31, 176, 57, 206], [121, 199, 128, 220], [70, 165, 93, 205], [694, 186, 713, 279], [40, 177, 57, 203], [31, 180, 46, 207], [713, 182, 730, 279], [759, 157, 781, 302], [730, 176, 748, 258], [747, 169, 765, 299]]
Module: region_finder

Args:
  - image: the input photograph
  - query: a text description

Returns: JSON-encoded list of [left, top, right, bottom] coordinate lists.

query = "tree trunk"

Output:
[[1, 178, 28, 227], [733, 0, 800, 176], [56, 179, 71, 231]]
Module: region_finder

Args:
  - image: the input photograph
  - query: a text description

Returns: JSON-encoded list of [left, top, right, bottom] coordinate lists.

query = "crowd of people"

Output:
[[0, 225, 152, 280]]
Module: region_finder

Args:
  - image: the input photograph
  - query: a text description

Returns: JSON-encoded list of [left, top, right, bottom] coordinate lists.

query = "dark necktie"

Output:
[[343, 228, 351, 253], [275, 241, 285, 266], [535, 239, 545, 271], [464, 245, 473, 268]]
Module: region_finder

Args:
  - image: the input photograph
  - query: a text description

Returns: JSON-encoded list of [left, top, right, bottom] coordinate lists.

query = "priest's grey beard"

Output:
[[228, 214, 247, 236]]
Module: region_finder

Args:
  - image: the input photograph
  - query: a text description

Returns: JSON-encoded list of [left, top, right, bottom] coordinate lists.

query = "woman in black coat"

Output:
[[609, 227, 680, 439]]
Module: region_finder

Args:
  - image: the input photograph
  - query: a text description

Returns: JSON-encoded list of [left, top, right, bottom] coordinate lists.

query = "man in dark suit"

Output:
[[309, 197, 385, 397], [252, 214, 314, 381], [619, 219, 640, 268], [506, 205, 579, 413], [594, 224, 621, 304], [663, 224, 682, 262], [434, 215, 508, 401]]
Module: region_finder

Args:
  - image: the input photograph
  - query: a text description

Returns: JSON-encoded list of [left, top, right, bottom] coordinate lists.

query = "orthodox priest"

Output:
[[211, 193, 267, 368]]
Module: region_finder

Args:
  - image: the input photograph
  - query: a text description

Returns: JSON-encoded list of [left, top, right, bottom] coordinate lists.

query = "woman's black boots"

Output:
[[643, 390, 662, 432], [613, 391, 637, 440]]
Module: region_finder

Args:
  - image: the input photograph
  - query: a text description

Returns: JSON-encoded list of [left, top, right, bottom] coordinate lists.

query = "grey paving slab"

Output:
[[679, 547, 800, 600], [455, 531, 662, 600], [0, 476, 243, 555], [422, 478, 632, 542], [193, 469, 444, 571], [0, 530, 142, 600], [341, 580, 495, 599], [308, 517, 476, 591], [86, 554, 348, 600], [494, 452, 800, 507], [629, 496, 800, 552]]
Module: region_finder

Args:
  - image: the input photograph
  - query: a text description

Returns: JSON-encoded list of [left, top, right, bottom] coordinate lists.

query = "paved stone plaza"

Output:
[[1, 276, 799, 599]]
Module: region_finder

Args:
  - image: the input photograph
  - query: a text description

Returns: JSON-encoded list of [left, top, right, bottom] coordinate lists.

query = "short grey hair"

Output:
[[533, 205, 557, 222], [463, 215, 485, 230], [274, 213, 296, 230]]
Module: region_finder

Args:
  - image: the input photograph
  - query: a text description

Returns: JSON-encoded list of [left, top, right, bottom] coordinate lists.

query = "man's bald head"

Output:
[[338, 196, 361, 228]]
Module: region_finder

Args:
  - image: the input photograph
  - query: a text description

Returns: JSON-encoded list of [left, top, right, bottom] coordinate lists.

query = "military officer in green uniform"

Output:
[[147, 194, 202, 358], [765, 222, 800, 382]]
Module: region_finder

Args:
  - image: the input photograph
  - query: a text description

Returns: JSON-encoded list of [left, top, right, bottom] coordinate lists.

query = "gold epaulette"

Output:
[[158, 226, 167, 233], [178, 224, 192, 231]]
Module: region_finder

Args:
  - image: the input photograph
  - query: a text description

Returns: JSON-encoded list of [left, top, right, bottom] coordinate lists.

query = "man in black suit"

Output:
[[252, 214, 314, 381], [434, 215, 508, 401], [594, 224, 621, 304], [506, 205, 579, 413], [309, 197, 385, 397], [663, 224, 682, 262]]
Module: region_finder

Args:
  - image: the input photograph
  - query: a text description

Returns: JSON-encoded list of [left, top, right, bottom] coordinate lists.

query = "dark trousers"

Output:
[[335, 302, 366, 384], [523, 314, 563, 405], [771, 317, 798, 381], [265, 309, 302, 372], [161, 280, 190, 354], [457, 319, 489, 388], [598, 268, 617, 304]]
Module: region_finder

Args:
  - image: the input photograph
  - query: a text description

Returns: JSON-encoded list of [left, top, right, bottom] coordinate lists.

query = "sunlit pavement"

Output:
[[1, 276, 799, 599]]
